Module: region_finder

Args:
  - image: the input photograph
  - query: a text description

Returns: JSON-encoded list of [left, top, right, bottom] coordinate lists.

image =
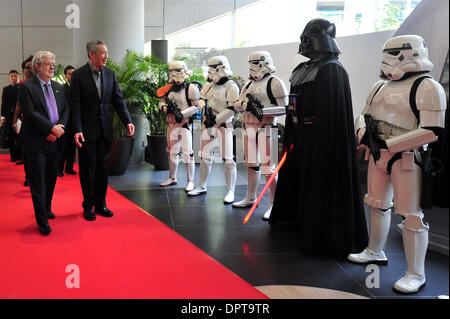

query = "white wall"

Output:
[[394, 0, 449, 80], [0, 0, 74, 88], [222, 30, 395, 120], [144, 0, 259, 42]]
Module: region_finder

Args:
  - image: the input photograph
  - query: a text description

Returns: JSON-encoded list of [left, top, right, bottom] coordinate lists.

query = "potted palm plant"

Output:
[[106, 51, 155, 175], [143, 57, 170, 170]]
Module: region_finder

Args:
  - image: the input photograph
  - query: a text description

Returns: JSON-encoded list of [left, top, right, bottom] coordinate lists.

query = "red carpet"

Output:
[[0, 155, 267, 299]]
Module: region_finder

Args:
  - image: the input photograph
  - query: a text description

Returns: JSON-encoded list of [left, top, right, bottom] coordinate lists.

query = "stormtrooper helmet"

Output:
[[169, 61, 191, 85], [298, 18, 341, 58], [248, 51, 276, 81], [207, 55, 233, 84], [380, 35, 433, 81]]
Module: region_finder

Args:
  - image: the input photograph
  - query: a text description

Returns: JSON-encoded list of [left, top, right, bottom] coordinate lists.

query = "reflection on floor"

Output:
[[255, 285, 368, 299], [109, 162, 449, 299]]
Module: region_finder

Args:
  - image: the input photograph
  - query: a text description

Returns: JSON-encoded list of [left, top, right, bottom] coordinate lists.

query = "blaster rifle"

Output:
[[246, 93, 264, 122], [203, 100, 216, 128], [166, 100, 184, 123], [362, 113, 385, 161]]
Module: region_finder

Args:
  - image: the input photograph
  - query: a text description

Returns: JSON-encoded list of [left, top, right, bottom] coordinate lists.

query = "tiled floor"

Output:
[[110, 162, 450, 299]]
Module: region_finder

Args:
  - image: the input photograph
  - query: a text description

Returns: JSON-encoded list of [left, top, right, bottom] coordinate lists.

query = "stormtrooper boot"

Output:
[[185, 160, 195, 192], [262, 175, 277, 221], [232, 168, 260, 208], [223, 164, 237, 204], [393, 213, 428, 294], [188, 162, 211, 196], [160, 159, 178, 187], [348, 208, 391, 265]]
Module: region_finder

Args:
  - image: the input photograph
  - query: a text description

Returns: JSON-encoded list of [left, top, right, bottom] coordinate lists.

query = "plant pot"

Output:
[[146, 135, 169, 171], [108, 136, 135, 176]]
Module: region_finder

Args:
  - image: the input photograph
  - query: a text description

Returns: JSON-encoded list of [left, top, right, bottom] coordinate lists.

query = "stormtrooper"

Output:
[[187, 56, 240, 203], [348, 35, 447, 294], [158, 61, 200, 192], [232, 51, 288, 220]]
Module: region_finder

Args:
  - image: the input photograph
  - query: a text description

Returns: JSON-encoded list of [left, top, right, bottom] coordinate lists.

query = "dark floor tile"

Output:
[[166, 185, 270, 209], [119, 189, 169, 209], [169, 203, 270, 227], [175, 224, 302, 255], [211, 252, 372, 298], [336, 250, 449, 299]]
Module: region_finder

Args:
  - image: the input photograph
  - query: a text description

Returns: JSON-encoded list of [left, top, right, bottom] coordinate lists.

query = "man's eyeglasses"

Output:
[[41, 62, 55, 68]]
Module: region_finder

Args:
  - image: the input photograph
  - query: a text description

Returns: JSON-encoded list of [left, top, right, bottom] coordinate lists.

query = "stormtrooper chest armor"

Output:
[[246, 76, 275, 108], [167, 88, 189, 111], [368, 76, 422, 133], [205, 81, 232, 115]]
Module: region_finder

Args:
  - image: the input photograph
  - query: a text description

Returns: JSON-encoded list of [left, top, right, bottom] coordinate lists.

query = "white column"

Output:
[[73, 0, 144, 67]]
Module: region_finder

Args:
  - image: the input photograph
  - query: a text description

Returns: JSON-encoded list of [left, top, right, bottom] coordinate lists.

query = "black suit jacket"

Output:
[[1, 84, 18, 125], [70, 63, 132, 144], [18, 76, 70, 154]]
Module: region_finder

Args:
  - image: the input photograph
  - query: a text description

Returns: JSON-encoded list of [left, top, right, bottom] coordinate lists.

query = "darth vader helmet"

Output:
[[298, 18, 341, 58]]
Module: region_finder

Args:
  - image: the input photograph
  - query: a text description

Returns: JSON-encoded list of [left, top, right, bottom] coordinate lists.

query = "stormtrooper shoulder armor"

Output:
[[269, 76, 288, 99], [416, 78, 447, 128], [268, 76, 288, 107], [226, 80, 240, 105], [200, 81, 213, 99], [188, 82, 201, 101], [365, 80, 387, 110], [356, 80, 386, 132]]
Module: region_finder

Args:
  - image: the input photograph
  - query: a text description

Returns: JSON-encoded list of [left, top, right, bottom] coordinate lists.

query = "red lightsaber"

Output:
[[243, 144, 293, 224]]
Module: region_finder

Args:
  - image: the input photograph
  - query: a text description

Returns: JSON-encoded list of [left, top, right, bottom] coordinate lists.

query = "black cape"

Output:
[[269, 56, 368, 258]]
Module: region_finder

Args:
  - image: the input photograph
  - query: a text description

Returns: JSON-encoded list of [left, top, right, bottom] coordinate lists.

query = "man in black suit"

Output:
[[57, 65, 77, 177], [18, 51, 70, 235], [71, 40, 135, 221], [1, 70, 20, 161]]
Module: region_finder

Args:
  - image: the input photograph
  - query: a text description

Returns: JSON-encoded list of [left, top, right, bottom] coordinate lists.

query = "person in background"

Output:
[[57, 65, 77, 177], [13, 55, 34, 186], [1, 70, 20, 162]]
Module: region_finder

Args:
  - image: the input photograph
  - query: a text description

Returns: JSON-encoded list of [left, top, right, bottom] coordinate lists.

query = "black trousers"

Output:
[[8, 126, 19, 161], [58, 132, 76, 173], [78, 136, 111, 210], [26, 141, 61, 228]]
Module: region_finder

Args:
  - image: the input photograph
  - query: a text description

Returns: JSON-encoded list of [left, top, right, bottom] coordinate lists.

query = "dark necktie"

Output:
[[44, 83, 59, 124], [93, 69, 102, 98]]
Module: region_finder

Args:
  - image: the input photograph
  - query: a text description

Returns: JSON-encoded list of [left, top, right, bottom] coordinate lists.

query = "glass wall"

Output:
[[146, 0, 421, 63]]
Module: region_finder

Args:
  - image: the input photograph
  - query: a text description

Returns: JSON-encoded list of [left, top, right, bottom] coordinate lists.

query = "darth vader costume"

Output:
[[269, 19, 368, 258]]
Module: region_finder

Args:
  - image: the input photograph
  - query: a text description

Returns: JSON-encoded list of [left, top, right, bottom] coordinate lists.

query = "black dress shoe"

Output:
[[24, 180, 29, 187], [16, 160, 24, 165], [65, 169, 76, 175], [47, 211, 55, 219], [57, 171, 64, 177], [38, 224, 52, 235], [83, 209, 96, 221], [94, 207, 114, 217]]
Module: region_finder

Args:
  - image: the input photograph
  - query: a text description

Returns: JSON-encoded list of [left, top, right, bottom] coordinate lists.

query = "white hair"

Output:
[[32, 51, 56, 73]]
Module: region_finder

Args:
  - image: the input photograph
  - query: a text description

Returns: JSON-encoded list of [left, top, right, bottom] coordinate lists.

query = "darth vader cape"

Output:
[[269, 56, 368, 258]]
